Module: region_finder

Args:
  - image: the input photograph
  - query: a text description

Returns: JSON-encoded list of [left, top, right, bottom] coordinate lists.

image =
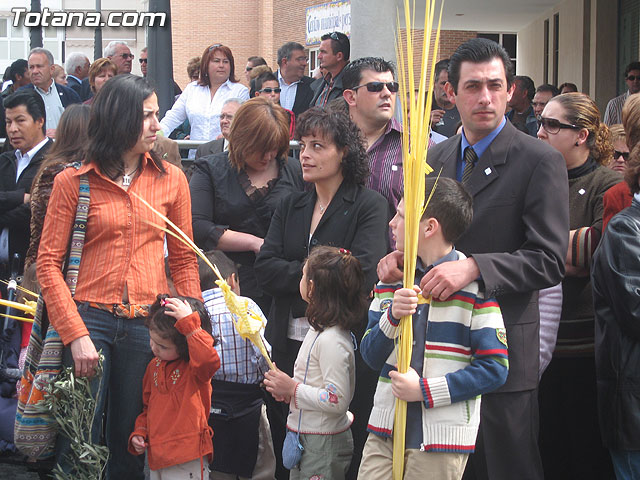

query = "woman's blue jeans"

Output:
[[55, 303, 153, 480]]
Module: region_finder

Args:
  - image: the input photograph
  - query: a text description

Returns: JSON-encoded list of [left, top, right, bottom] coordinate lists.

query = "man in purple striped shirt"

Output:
[[343, 57, 403, 220]]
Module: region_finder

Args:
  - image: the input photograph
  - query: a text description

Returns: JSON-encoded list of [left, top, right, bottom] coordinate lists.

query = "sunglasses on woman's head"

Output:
[[351, 81, 400, 93]]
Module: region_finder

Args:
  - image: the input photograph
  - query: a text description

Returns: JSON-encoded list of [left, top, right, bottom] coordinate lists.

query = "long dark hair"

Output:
[[86, 74, 164, 179], [304, 246, 368, 332], [38, 104, 89, 174]]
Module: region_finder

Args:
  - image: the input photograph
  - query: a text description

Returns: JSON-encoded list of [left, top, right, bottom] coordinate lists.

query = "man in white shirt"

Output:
[[0, 89, 52, 278], [604, 61, 640, 125], [276, 42, 314, 117], [25, 47, 81, 135]]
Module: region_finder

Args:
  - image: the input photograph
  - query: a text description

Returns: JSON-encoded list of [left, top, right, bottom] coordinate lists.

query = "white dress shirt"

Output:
[[160, 80, 249, 143], [35, 81, 64, 130], [277, 70, 300, 111]]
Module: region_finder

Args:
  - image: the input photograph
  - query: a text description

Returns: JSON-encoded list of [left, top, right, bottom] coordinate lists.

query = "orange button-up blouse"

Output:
[[37, 155, 202, 345]]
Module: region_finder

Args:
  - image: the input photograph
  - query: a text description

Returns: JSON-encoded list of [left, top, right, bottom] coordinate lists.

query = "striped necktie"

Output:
[[462, 146, 477, 184]]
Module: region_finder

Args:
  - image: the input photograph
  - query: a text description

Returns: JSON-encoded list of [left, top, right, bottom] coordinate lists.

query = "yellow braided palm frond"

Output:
[[0, 298, 37, 316], [131, 191, 275, 370]]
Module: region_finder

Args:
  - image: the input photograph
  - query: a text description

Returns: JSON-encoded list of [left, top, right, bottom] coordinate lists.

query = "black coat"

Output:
[[0, 139, 53, 270], [592, 198, 640, 450], [254, 180, 389, 352], [21, 82, 81, 107], [67, 76, 93, 102], [190, 152, 304, 304]]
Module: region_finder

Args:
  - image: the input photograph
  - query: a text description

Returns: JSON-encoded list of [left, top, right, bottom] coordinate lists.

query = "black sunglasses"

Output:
[[627, 75, 640, 81], [330, 32, 347, 43], [352, 81, 399, 93], [537, 115, 580, 134], [139, 58, 147, 64], [259, 87, 281, 94], [614, 150, 630, 161], [245, 66, 253, 72]]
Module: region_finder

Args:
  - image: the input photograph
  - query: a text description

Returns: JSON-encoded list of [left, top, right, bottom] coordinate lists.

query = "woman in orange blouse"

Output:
[[37, 75, 201, 480]]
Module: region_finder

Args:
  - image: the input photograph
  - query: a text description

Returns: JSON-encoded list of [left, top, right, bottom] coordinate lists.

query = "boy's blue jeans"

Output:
[[55, 303, 153, 480]]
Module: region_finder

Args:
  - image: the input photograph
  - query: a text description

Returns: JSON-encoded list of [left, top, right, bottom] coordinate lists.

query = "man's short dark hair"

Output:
[[277, 42, 305, 66], [342, 57, 395, 90], [434, 58, 450, 79], [515, 75, 535, 102], [3, 89, 46, 135], [625, 61, 640, 77], [254, 72, 278, 92], [9, 59, 28, 83], [448, 38, 514, 93], [536, 83, 560, 96], [421, 177, 473, 243], [320, 32, 350, 62], [248, 56, 267, 67]]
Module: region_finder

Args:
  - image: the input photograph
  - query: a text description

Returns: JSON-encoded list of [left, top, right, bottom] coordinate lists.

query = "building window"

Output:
[[553, 13, 559, 86], [308, 48, 319, 77], [618, 0, 640, 95], [0, 18, 63, 73], [544, 19, 549, 84], [477, 33, 517, 72]]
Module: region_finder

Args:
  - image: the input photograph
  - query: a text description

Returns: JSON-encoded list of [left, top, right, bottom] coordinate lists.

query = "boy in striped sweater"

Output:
[[358, 178, 509, 480]]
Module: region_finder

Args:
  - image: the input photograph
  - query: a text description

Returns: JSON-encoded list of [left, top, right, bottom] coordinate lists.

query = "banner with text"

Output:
[[306, 1, 351, 46]]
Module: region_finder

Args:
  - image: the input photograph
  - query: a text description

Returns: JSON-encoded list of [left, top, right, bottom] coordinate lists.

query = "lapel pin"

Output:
[[484, 167, 492, 175], [578, 188, 586, 195], [391, 165, 398, 171]]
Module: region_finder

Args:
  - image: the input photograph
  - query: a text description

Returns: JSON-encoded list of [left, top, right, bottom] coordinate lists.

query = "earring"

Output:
[[575, 141, 580, 146]]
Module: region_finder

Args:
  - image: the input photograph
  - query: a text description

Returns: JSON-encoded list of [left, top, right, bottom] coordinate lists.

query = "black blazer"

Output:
[[190, 152, 304, 304], [67, 76, 92, 102], [427, 120, 569, 392], [0, 138, 53, 269], [254, 180, 389, 352], [310, 64, 348, 107], [195, 138, 224, 160], [21, 82, 81, 107], [292, 75, 315, 117]]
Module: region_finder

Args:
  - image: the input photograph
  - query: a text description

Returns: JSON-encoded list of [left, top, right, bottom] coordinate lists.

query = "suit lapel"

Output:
[[464, 122, 514, 197], [429, 135, 460, 179], [314, 181, 354, 235]]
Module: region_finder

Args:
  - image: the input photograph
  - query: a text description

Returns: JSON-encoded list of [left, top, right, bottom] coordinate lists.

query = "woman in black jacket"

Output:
[[254, 107, 388, 479], [591, 92, 640, 480], [190, 97, 304, 313]]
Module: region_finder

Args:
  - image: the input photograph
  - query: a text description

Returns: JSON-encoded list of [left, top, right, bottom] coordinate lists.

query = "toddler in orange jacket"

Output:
[[129, 295, 220, 479]]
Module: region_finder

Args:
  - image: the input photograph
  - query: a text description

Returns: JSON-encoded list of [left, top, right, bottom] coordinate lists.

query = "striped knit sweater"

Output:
[[360, 252, 508, 453]]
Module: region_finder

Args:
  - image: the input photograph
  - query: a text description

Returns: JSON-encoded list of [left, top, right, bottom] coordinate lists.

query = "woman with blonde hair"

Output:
[[189, 96, 303, 313], [537, 92, 620, 479], [592, 90, 640, 480], [84, 58, 117, 104]]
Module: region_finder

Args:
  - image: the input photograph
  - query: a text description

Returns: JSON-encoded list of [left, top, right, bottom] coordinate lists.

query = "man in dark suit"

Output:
[[24, 47, 81, 136], [0, 89, 52, 278], [378, 38, 569, 480], [276, 42, 314, 117], [65, 52, 92, 102]]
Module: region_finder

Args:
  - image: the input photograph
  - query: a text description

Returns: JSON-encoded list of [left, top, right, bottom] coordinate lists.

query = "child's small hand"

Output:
[[391, 286, 421, 319], [162, 297, 193, 320], [389, 367, 424, 402], [263, 364, 297, 403], [131, 435, 147, 454]]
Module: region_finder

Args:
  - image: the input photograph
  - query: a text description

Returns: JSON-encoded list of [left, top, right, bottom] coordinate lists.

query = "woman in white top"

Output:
[[160, 44, 249, 148]]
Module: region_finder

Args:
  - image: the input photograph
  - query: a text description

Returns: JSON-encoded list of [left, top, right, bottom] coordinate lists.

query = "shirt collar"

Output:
[[35, 80, 55, 95], [15, 136, 48, 162], [461, 116, 506, 160], [278, 70, 300, 87], [415, 248, 458, 276], [74, 151, 158, 177], [634, 191, 640, 203]]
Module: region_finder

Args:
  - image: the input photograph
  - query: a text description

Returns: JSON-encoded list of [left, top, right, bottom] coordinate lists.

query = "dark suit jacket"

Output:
[[67, 76, 92, 102], [22, 82, 82, 107], [195, 138, 224, 160], [292, 75, 314, 117], [310, 63, 348, 107], [254, 180, 389, 352], [0, 138, 53, 270], [427, 121, 569, 392]]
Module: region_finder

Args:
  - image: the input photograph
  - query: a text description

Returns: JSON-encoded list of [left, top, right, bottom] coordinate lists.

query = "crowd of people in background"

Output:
[[0, 30, 639, 480]]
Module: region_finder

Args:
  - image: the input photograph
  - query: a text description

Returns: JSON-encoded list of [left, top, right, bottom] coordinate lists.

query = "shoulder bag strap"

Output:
[[64, 172, 90, 297]]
